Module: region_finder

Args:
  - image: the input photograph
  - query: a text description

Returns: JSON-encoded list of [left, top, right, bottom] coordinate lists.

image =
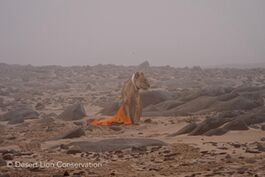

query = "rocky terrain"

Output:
[[0, 62, 265, 177]]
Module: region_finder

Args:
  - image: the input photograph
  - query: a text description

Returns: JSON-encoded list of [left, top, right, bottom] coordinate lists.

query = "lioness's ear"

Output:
[[135, 72, 140, 78]]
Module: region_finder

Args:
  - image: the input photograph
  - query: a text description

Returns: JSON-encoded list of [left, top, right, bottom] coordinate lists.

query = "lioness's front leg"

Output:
[[134, 95, 142, 124], [124, 103, 130, 119]]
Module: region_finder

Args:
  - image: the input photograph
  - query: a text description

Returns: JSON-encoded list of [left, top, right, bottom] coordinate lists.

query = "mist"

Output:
[[0, 0, 265, 67]]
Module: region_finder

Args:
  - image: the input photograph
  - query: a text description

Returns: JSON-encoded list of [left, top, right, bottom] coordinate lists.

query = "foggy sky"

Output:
[[0, 0, 265, 67]]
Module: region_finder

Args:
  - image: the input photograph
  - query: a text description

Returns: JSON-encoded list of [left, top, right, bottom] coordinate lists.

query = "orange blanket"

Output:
[[91, 105, 132, 126]]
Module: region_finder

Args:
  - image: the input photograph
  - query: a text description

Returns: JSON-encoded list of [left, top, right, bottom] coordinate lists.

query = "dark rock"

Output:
[[8, 118, 24, 125], [38, 116, 55, 125], [0, 158, 6, 166], [85, 125, 93, 131], [230, 143, 241, 148], [109, 126, 122, 131], [73, 121, 84, 126], [46, 126, 54, 132], [35, 102, 45, 110], [28, 166, 42, 172], [72, 171, 85, 176], [0, 149, 8, 154], [189, 117, 230, 136], [205, 142, 218, 146], [210, 93, 263, 113], [204, 119, 249, 136], [144, 119, 152, 123], [163, 96, 217, 116], [100, 101, 120, 116], [245, 158, 256, 163], [2, 153, 14, 160], [237, 167, 248, 174], [256, 142, 265, 152], [0, 174, 10, 177], [260, 137, 265, 141], [204, 128, 228, 136], [217, 92, 238, 101], [168, 123, 197, 136], [67, 138, 167, 153], [60, 144, 69, 150], [0, 105, 39, 124], [158, 100, 184, 110], [223, 119, 249, 131], [66, 149, 81, 154], [3, 149, 20, 156], [218, 110, 241, 118], [245, 148, 261, 154], [86, 83, 92, 90], [217, 146, 228, 150], [59, 102, 86, 121], [249, 124, 260, 129], [164, 153, 178, 158], [225, 154, 231, 159], [175, 92, 263, 116], [201, 86, 232, 97], [131, 146, 147, 153], [63, 171, 70, 176], [229, 93, 264, 111], [7, 136, 16, 140], [143, 100, 183, 112], [47, 113, 58, 119], [261, 125, 265, 131], [59, 128, 85, 139], [241, 107, 265, 125]]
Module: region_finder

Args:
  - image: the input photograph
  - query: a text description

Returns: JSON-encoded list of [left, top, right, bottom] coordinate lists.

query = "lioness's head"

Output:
[[133, 72, 150, 90]]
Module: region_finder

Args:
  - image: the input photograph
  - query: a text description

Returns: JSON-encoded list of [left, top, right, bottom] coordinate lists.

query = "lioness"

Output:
[[121, 72, 150, 124]]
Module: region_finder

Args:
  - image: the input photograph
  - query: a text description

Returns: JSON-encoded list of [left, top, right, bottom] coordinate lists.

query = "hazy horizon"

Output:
[[0, 0, 265, 67]]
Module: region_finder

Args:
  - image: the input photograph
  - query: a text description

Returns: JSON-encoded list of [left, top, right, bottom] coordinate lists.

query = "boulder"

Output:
[[100, 101, 120, 116], [58, 128, 85, 139], [67, 138, 167, 152], [0, 105, 39, 124], [168, 96, 217, 116], [35, 102, 45, 110], [256, 142, 265, 152], [223, 119, 249, 131], [246, 142, 265, 153], [239, 107, 265, 125], [208, 93, 264, 111], [143, 100, 183, 112], [204, 128, 228, 136], [200, 87, 232, 97], [59, 102, 86, 121], [2, 153, 14, 160], [217, 92, 239, 101], [140, 90, 174, 108], [189, 117, 230, 136], [8, 117, 24, 125], [168, 123, 197, 136]]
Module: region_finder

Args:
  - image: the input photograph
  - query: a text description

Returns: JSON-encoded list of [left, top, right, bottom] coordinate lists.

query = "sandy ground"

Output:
[[0, 115, 265, 177]]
